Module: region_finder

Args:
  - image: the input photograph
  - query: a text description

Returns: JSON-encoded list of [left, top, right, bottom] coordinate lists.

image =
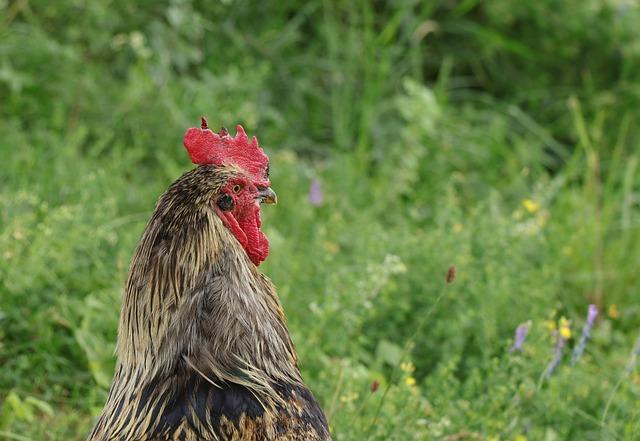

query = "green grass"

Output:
[[2, 1, 640, 440]]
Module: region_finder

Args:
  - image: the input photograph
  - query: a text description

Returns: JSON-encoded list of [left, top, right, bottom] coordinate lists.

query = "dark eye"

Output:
[[265, 164, 270, 179], [232, 184, 242, 194], [216, 194, 234, 211]]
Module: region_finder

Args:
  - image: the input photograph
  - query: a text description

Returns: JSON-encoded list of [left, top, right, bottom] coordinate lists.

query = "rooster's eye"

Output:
[[216, 194, 234, 211], [232, 184, 242, 194]]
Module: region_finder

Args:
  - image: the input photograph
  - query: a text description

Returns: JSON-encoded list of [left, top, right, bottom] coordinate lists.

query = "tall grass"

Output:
[[1, 1, 640, 439]]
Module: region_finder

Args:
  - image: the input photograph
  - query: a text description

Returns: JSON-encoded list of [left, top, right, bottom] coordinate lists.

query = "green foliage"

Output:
[[1, 0, 640, 440]]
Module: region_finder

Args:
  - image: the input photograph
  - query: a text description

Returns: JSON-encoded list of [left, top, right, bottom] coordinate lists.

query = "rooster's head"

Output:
[[183, 116, 276, 266]]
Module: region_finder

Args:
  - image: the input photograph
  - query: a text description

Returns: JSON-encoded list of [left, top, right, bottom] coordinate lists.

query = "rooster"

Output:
[[88, 118, 331, 441]]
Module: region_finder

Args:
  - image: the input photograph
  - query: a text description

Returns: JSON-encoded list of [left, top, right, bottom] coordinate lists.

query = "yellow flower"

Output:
[[521, 198, 540, 214], [400, 362, 415, 373], [608, 304, 620, 319], [405, 376, 416, 386], [559, 327, 571, 339], [514, 435, 527, 441], [339, 392, 359, 403], [559, 317, 571, 339]]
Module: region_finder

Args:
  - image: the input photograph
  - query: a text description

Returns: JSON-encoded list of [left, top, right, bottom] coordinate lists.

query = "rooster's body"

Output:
[[88, 124, 330, 441]]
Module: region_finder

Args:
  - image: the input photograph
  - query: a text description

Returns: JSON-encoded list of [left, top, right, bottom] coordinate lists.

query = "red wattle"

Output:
[[216, 203, 269, 266], [236, 204, 269, 265], [239, 220, 269, 266]]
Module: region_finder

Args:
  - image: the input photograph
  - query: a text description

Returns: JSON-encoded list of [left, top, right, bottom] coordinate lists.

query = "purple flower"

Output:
[[545, 332, 566, 378], [587, 304, 598, 327], [308, 178, 324, 206], [571, 304, 598, 365], [510, 323, 529, 352]]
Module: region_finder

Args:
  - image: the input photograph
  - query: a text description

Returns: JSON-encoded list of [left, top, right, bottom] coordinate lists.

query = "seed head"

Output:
[[446, 265, 456, 284]]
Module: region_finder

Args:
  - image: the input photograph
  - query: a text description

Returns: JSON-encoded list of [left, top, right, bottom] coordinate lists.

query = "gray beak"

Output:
[[258, 187, 277, 205]]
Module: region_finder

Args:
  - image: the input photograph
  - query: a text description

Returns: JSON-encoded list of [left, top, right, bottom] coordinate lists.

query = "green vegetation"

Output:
[[2, 1, 640, 439]]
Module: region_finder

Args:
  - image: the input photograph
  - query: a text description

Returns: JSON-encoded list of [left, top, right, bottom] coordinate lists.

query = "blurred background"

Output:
[[2, 0, 640, 439]]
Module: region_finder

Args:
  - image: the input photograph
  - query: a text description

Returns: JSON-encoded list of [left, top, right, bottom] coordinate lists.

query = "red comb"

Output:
[[183, 116, 269, 183]]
